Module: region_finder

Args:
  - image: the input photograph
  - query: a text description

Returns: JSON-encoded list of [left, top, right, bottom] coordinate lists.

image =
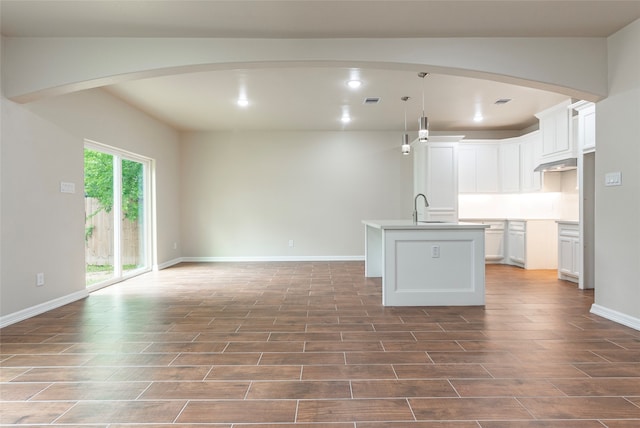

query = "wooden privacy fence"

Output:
[[85, 197, 140, 266]]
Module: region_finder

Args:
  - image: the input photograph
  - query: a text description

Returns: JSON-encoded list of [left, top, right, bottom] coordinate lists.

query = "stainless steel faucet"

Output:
[[413, 193, 429, 223]]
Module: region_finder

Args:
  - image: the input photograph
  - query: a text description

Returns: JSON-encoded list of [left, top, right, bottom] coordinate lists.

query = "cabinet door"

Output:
[[458, 146, 477, 193], [458, 144, 499, 193], [485, 230, 505, 262], [554, 111, 570, 153], [540, 114, 557, 156], [508, 230, 525, 265], [475, 145, 500, 193], [578, 103, 596, 152], [536, 100, 573, 161], [415, 140, 459, 221], [500, 142, 520, 193], [520, 132, 542, 192], [571, 238, 581, 277], [558, 236, 575, 276]]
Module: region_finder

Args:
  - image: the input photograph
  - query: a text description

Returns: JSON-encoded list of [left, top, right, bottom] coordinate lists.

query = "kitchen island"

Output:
[[363, 220, 488, 306]]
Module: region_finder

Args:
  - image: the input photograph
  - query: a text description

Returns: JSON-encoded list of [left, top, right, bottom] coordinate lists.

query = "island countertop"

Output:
[[362, 220, 488, 230]]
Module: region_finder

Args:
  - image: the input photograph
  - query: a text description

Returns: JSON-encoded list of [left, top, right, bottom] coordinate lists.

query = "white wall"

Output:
[[592, 19, 640, 325], [0, 88, 181, 322], [1, 96, 86, 319], [26, 90, 182, 268], [180, 131, 413, 259], [3, 37, 607, 103]]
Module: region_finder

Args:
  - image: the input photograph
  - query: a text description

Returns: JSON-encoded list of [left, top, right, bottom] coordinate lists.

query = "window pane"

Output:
[[84, 148, 115, 286], [121, 158, 146, 274]]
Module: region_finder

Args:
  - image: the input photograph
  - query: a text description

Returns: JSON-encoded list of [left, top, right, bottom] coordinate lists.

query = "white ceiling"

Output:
[[2, 1, 639, 133]]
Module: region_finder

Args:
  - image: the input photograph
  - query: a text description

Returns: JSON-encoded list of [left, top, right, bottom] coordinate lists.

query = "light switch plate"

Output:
[[605, 172, 622, 186], [60, 181, 76, 193]]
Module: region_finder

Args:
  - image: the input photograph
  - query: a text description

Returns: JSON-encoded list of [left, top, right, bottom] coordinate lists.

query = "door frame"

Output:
[[84, 140, 154, 291]]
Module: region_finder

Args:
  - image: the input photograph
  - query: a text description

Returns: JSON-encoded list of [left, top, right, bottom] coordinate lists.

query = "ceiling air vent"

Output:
[[363, 97, 381, 105], [494, 98, 512, 105]]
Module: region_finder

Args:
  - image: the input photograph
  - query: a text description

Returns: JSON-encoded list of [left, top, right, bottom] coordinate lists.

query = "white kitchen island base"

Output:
[[364, 220, 488, 306]]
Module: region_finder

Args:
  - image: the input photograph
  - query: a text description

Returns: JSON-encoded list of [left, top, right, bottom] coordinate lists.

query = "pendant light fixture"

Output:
[[418, 72, 429, 142], [401, 96, 411, 155]]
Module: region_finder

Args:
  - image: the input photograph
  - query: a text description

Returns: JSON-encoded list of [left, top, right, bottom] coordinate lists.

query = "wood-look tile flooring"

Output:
[[2, 262, 640, 427]]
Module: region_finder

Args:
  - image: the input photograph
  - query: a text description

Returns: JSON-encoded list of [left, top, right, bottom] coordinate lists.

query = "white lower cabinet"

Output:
[[465, 219, 505, 263], [484, 221, 505, 263], [462, 219, 557, 269], [507, 221, 526, 267], [506, 220, 558, 269], [557, 222, 580, 283], [485, 231, 505, 262]]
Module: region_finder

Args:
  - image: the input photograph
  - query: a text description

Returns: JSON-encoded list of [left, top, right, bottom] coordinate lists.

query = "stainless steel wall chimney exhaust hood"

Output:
[[534, 158, 578, 172]]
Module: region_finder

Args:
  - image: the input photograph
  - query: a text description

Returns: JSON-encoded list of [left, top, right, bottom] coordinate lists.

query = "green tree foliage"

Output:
[[84, 149, 143, 221], [121, 159, 144, 221]]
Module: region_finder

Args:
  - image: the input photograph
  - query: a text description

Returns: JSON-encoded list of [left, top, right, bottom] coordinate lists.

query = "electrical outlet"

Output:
[[431, 245, 440, 258], [288, 240, 294, 248], [36, 273, 45, 286]]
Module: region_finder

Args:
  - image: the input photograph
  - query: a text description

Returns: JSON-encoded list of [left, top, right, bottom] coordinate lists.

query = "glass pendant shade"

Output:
[[401, 133, 410, 155], [418, 116, 429, 142], [417, 72, 429, 142]]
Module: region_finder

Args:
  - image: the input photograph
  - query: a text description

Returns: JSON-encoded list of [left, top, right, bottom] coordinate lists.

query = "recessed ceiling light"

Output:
[[237, 98, 249, 107], [341, 115, 351, 123], [347, 80, 362, 89], [473, 113, 484, 122]]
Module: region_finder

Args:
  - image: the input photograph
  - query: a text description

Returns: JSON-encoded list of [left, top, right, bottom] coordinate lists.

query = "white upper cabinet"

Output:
[[458, 146, 476, 193], [572, 101, 596, 153], [413, 137, 460, 222], [500, 140, 520, 193], [458, 143, 500, 193], [459, 134, 543, 194], [535, 99, 575, 162], [519, 131, 542, 193]]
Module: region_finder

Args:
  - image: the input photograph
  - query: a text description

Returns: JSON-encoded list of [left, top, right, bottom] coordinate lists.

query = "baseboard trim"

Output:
[[590, 304, 640, 331], [181, 255, 365, 263], [154, 257, 184, 270], [0, 289, 89, 328]]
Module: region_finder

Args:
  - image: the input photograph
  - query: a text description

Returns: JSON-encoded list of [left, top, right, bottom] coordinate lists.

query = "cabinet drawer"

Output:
[[558, 224, 579, 237], [508, 221, 525, 232]]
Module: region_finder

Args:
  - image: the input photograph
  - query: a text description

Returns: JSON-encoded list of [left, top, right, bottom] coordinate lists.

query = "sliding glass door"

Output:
[[84, 143, 151, 289]]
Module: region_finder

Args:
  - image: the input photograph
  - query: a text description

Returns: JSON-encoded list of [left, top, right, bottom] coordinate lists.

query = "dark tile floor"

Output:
[[1, 262, 640, 426]]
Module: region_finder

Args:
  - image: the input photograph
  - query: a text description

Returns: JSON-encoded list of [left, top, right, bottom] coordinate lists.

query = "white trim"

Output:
[[113, 155, 123, 278], [85, 139, 151, 164], [86, 268, 152, 293], [181, 255, 365, 263], [591, 304, 640, 331], [155, 258, 184, 270], [0, 290, 89, 328], [84, 140, 154, 288]]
